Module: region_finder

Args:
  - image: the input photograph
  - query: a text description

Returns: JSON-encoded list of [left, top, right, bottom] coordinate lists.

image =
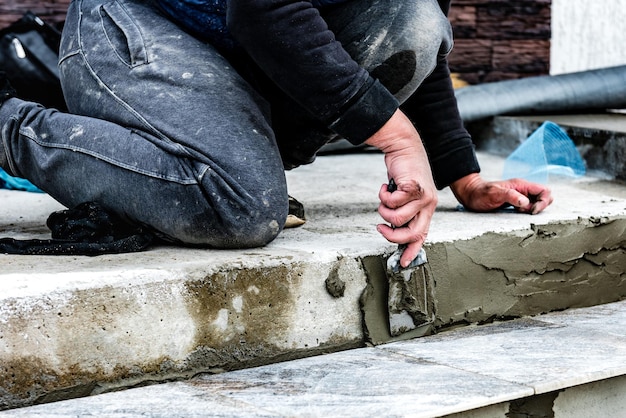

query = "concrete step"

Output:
[[1, 147, 626, 410], [2, 300, 625, 417]]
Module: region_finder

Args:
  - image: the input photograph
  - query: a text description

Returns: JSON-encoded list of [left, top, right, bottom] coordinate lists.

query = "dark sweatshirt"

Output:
[[155, 0, 480, 189]]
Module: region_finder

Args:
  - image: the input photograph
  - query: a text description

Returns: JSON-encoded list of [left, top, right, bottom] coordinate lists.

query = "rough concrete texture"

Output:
[[2, 300, 625, 418], [1, 151, 625, 410]]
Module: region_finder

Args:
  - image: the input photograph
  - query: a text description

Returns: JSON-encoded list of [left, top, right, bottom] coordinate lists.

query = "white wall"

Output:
[[550, 0, 626, 74]]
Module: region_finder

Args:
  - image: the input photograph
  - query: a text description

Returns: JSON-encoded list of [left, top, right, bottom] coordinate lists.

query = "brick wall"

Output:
[[0, 0, 551, 84], [448, 0, 552, 84], [0, 0, 70, 29]]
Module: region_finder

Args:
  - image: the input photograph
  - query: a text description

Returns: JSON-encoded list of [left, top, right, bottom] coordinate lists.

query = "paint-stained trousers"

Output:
[[0, 0, 451, 248]]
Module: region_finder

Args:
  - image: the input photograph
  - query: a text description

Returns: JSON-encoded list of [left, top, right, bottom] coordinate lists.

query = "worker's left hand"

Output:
[[450, 173, 553, 214]]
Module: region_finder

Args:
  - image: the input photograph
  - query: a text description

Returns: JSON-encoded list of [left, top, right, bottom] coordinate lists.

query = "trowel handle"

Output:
[[387, 178, 403, 230], [387, 178, 407, 248], [387, 178, 426, 269]]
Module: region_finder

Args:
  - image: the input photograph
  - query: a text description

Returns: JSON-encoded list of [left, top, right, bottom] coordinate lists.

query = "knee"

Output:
[[182, 191, 289, 249], [222, 201, 288, 248], [219, 181, 290, 248]]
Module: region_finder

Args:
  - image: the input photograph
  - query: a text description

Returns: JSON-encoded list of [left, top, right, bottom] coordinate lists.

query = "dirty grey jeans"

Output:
[[0, 0, 451, 248]]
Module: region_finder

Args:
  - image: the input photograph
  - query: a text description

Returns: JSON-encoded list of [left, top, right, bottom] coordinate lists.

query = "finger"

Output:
[[401, 240, 425, 268], [378, 200, 425, 228], [530, 189, 554, 214], [377, 221, 426, 245], [512, 180, 551, 198], [400, 213, 431, 267], [505, 189, 531, 211], [378, 184, 401, 210], [508, 181, 553, 214], [377, 204, 430, 240], [378, 225, 427, 268], [379, 180, 427, 209]]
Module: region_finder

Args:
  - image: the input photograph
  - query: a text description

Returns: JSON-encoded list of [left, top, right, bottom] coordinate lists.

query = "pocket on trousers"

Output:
[[99, 0, 148, 67]]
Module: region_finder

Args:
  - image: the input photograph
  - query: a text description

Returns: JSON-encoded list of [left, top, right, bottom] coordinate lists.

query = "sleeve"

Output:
[[226, 0, 398, 145], [401, 57, 481, 189]]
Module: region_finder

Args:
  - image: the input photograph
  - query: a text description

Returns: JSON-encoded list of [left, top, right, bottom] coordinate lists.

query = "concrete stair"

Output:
[[1, 114, 625, 415], [1, 300, 625, 417]]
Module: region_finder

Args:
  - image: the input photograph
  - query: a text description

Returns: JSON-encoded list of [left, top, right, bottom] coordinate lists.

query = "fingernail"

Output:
[[531, 204, 539, 215]]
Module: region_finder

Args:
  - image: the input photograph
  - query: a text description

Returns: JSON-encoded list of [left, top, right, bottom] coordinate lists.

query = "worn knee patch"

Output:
[[370, 50, 417, 95]]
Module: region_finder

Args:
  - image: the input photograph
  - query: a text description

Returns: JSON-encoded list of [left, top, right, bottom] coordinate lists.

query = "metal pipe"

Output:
[[455, 65, 626, 122]]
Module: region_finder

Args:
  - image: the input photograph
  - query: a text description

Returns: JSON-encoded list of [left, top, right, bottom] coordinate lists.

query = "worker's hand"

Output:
[[365, 110, 438, 268], [450, 173, 553, 214]]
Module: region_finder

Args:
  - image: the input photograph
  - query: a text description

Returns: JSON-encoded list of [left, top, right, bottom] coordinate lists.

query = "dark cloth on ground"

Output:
[[0, 202, 156, 256]]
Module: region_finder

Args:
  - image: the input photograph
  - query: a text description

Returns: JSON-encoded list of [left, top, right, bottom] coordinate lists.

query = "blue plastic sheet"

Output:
[[502, 121, 586, 184], [0, 167, 42, 192]]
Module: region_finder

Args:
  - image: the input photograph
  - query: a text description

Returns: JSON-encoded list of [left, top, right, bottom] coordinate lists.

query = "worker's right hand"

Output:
[[365, 109, 438, 268]]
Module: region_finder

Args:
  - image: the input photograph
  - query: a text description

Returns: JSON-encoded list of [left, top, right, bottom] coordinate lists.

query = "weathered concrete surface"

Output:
[[2, 300, 625, 418], [469, 113, 626, 180], [1, 151, 625, 410]]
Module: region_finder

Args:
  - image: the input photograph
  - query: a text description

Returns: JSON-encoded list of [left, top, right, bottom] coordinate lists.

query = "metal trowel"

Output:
[[386, 179, 436, 337]]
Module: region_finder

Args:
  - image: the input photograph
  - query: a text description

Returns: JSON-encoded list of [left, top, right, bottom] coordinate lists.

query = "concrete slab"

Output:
[[384, 316, 626, 395], [2, 300, 625, 418], [1, 151, 625, 409]]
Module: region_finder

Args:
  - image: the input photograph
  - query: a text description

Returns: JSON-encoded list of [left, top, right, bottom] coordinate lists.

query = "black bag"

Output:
[[0, 11, 67, 110]]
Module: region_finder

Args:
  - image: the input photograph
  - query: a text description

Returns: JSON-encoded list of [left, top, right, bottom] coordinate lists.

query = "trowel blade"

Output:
[[386, 246, 427, 273], [386, 247, 434, 337]]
